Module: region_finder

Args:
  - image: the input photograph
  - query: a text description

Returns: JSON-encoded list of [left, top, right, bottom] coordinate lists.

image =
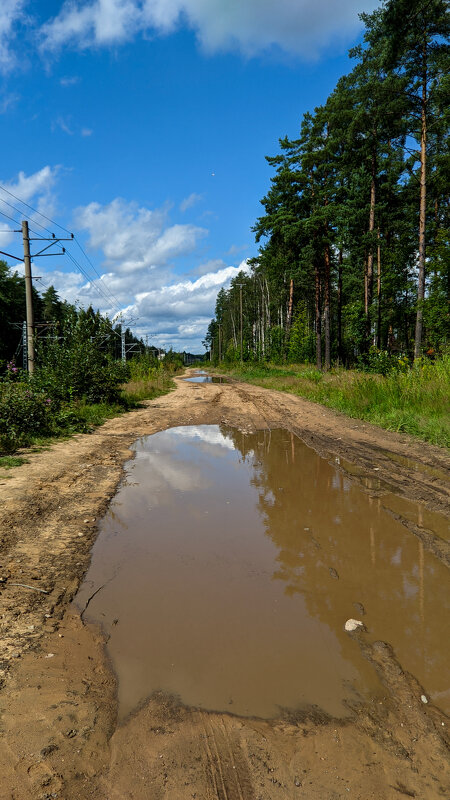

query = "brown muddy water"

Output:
[[75, 426, 450, 722]]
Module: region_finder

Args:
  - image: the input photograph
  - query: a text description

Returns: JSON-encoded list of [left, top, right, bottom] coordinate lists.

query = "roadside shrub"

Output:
[[162, 349, 184, 371], [268, 326, 286, 363], [34, 337, 129, 404], [0, 382, 53, 452], [225, 342, 239, 363], [357, 347, 398, 376], [128, 353, 160, 381], [288, 305, 315, 364], [357, 347, 416, 376]]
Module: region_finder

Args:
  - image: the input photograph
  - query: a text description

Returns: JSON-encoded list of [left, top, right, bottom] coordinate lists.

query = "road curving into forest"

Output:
[[0, 372, 449, 799]]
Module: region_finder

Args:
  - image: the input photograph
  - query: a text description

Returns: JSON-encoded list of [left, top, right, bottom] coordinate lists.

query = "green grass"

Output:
[[211, 356, 450, 448], [121, 374, 175, 405], [0, 455, 28, 469]]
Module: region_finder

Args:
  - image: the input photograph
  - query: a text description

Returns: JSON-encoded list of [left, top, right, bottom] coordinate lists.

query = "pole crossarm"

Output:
[[31, 237, 72, 258], [0, 248, 23, 261]]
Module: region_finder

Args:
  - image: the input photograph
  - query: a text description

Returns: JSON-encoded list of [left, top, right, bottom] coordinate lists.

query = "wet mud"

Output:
[[0, 372, 449, 799]]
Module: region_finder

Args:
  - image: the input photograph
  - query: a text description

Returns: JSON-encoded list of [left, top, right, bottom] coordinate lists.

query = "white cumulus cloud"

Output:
[[2, 170, 249, 351], [120, 260, 250, 349], [0, 0, 24, 72], [0, 165, 59, 247], [75, 197, 207, 278], [4, 165, 59, 213], [33, 255, 250, 351], [24, 193, 242, 350], [40, 0, 378, 59]]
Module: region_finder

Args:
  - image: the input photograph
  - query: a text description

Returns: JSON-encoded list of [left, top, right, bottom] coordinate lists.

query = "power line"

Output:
[[72, 236, 123, 310], [0, 184, 129, 325], [0, 223, 124, 317], [0, 206, 46, 239], [0, 196, 49, 235], [9, 223, 145, 373], [35, 276, 51, 291], [65, 249, 109, 299], [67, 238, 124, 311], [0, 207, 23, 227], [0, 186, 123, 312], [0, 183, 70, 235], [65, 250, 123, 315], [66, 252, 119, 310]]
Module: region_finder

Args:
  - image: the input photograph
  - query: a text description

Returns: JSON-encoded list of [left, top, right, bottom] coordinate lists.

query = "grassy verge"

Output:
[[121, 372, 175, 405], [211, 357, 450, 448]]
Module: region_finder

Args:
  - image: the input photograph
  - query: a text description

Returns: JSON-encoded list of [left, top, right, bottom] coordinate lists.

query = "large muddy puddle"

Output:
[[75, 426, 449, 722]]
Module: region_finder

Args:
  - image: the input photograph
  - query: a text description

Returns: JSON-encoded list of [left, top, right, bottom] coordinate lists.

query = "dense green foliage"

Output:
[[0, 270, 182, 454], [0, 350, 176, 454], [206, 0, 449, 369], [0, 259, 144, 368]]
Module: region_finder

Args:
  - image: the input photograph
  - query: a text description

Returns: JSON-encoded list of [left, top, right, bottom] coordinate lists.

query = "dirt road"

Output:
[[0, 374, 449, 799]]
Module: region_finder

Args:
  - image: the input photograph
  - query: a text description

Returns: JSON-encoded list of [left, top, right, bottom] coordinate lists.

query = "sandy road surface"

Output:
[[0, 374, 449, 799]]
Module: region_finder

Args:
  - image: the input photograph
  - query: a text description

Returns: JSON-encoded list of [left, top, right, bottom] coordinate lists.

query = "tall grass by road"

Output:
[[213, 355, 450, 448]]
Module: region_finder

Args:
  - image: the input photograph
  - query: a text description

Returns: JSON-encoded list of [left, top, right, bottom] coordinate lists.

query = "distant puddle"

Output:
[[184, 374, 227, 383], [75, 426, 450, 721]]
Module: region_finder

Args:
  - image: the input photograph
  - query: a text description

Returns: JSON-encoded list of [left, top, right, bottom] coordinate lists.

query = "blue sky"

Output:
[[0, 0, 377, 352]]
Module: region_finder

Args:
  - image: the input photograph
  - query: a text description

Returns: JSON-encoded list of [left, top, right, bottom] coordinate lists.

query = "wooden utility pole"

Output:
[[218, 323, 222, 363], [22, 220, 35, 374], [121, 325, 126, 363]]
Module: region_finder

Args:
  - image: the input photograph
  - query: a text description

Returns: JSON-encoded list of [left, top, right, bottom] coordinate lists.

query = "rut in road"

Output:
[[201, 714, 256, 800]]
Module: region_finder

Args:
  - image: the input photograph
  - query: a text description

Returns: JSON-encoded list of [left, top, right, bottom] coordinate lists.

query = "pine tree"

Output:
[[364, 0, 449, 357]]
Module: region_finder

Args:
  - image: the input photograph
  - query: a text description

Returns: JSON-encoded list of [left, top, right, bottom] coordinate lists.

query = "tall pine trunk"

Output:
[[315, 263, 322, 371], [414, 34, 427, 360], [376, 229, 382, 350], [337, 249, 343, 365], [365, 147, 376, 345], [286, 277, 294, 333], [324, 243, 331, 370]]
